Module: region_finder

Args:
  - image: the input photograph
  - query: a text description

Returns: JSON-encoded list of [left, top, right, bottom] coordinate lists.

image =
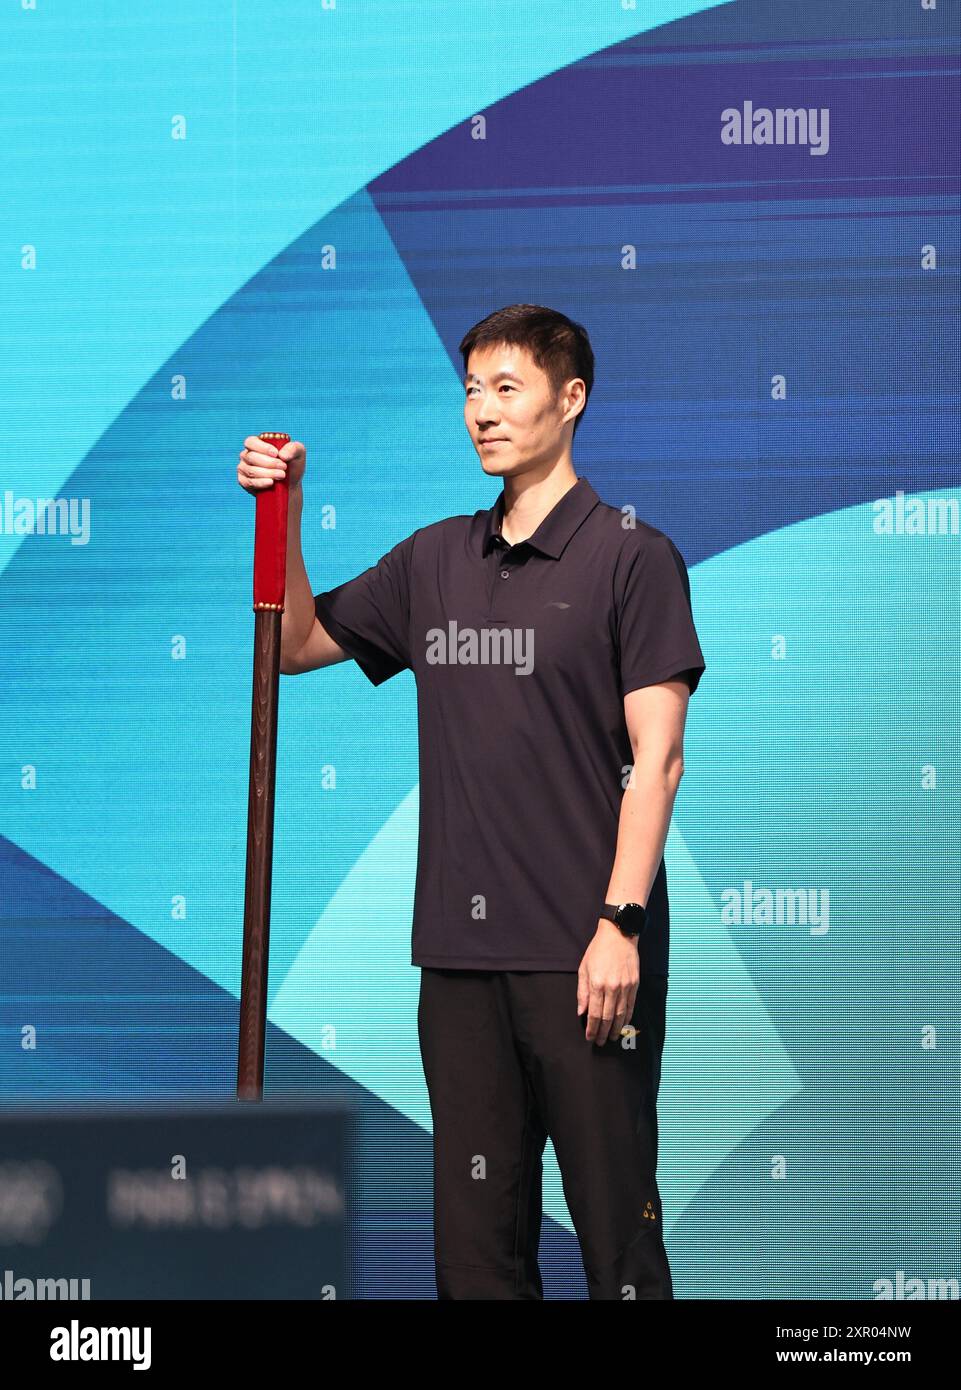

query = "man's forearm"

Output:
[[279, 482, 317, 665], [604, 753, 684, 908]]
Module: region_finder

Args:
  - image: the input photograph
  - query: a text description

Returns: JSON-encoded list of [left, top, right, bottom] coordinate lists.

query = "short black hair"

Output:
[[458, 304, 595, 438]]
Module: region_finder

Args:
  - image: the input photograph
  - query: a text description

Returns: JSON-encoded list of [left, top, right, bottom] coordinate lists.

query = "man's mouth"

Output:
[[480, 438, 509, 446]]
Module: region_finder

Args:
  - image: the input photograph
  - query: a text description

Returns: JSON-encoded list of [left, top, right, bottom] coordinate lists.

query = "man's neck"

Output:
[[500, 464, 578, 546]]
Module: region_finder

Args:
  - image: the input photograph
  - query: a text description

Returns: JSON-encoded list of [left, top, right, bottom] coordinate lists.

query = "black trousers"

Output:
[[417, 967, 673, 1300]]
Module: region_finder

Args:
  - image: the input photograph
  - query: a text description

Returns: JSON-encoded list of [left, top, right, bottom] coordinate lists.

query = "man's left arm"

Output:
[[577, 676, 692, 1045]]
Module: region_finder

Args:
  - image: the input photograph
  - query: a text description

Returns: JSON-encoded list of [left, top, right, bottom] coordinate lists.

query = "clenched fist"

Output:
[[237, 436, 307, 494]]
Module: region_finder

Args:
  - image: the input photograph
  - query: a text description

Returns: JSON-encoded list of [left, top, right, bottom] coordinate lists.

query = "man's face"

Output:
[[464, 342, 578, 478]]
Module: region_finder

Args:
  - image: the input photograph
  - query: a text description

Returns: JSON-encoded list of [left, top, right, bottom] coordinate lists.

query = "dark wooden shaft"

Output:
[[237, 609, 282, 1100]]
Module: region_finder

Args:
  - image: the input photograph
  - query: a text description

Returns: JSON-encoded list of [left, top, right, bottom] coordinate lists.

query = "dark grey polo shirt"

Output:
[[313, 474, 705, 975]]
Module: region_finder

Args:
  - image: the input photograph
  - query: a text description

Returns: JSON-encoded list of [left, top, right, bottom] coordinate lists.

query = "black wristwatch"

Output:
[[599, 901, 648, 939]]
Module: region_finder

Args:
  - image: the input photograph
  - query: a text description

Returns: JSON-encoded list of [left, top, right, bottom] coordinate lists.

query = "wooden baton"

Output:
[[237, 430, 291, 1100]]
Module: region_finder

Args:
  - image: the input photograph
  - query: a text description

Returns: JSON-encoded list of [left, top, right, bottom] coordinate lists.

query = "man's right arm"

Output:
[[280, 481, 350, 675]]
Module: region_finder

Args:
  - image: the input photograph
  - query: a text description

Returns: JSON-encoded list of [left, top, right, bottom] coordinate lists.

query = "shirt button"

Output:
[[500, 569, 510, 579]]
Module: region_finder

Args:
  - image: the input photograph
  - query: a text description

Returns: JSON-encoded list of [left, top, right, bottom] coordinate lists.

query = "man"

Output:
[[237, 304, 706, 1300]]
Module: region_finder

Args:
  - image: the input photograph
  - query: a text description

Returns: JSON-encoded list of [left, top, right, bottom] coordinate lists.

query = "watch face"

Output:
[[615, 902, 646, 934]]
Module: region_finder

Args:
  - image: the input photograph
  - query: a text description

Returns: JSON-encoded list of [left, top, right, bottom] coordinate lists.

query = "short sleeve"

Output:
[[615, 532, 706, 697], [313, 531, 415, 687]]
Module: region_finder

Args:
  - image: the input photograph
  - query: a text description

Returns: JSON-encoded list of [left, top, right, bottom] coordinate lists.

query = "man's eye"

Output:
[[500, 385, 515, 392]]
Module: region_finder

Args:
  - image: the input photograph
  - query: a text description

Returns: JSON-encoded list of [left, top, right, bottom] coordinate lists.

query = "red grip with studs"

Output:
[[252, 432, 291, 610]]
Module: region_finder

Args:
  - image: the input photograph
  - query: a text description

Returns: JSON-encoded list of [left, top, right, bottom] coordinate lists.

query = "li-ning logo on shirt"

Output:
[[544, 600, 571, 609], [425, 621, 534, 676]]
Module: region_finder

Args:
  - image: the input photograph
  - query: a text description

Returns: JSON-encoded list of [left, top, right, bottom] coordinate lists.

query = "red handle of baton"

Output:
[[253, 431, 291, 610]]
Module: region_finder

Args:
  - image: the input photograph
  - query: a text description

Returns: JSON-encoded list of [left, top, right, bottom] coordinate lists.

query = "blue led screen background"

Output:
[[1, 0, 958, 1299]]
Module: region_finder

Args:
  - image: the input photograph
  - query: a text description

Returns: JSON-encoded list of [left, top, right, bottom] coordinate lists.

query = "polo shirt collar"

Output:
[[481, 474, 601, 559]]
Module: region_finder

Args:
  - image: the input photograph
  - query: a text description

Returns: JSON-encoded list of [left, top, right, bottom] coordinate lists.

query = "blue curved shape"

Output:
[[0, 189, 460, 999], [0, 0, 733, 577], [373, 7, 959, 562]]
